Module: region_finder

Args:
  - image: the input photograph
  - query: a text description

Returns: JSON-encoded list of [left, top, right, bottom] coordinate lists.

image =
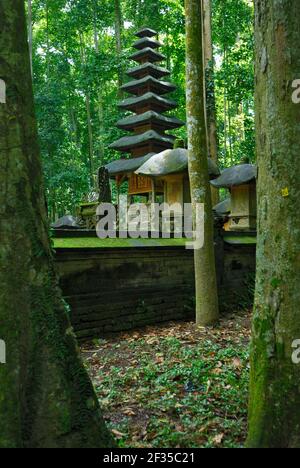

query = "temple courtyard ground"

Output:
[[82, 310, 251, 448]]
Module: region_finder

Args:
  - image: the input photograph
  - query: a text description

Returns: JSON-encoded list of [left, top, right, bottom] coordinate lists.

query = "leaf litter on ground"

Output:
[[81, 310, 251, 448]]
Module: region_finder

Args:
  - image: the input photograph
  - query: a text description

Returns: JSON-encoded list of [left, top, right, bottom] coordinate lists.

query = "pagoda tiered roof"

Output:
[[117, 111, 185, 132], [108, 28, 185, 187], [118, 92, 177, 113], [129, 47, 166, 63], [135, 28, 157, 38], [105, 153, 155, 176], [121, 75, 176, 96], [109, 130, 175, 153], [126, 62, 170, 80], [133, 37, 162, 50]]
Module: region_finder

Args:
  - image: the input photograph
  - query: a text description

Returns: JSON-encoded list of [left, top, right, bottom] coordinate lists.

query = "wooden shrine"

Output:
[[211, 164, 257, 232]]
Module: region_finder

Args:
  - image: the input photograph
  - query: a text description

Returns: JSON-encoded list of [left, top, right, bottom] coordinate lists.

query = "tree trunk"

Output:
[[114, 0, 123, 93], [185, 0, 219, 326], [79, 33, 95, 185], [27, 0, 33, 76], [247, 0, 300, 448], [0, 0, 114, 448], [202, 0, 219, 205], [85, 92, 95, 182], [93, 5, 105, 166]]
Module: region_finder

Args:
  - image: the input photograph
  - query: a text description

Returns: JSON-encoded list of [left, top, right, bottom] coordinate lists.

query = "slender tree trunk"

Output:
[[202, 0, 219, 205], [93, 0, 99, 52], [97, 96, 105, 165], [223, 46, 228, 163], [85, 93, 94, 181], [227, 100, 233, 164], [92, 4, 105, 166], [185, 0, 219, 326], [79, 33, 94, 185], [69, 105, 78, 146], [114, 0, 123, 93], [27, 0, 33, 76], [0, 0, 114, 448], [247, 0, 300, 448], [45, 0, 50, 80], [166, 27, 171, 71]]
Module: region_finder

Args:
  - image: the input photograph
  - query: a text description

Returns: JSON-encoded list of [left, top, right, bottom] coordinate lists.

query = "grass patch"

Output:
[[224, 235, 256, 245], [53, 237, 188, 249], [82, 311, 251, 448]]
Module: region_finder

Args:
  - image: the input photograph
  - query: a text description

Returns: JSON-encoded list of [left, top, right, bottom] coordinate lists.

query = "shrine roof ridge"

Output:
[[117, 110, 185, 130], [109, 130, 176, 151], [118, 92, 177, 112], [135, 28, 158, 38], [105, 153, 155, 176], [121, 75, 176, 95], [210, 164, 257, 188], [126, 62, 170, 79], [129, 47, 166, 63]]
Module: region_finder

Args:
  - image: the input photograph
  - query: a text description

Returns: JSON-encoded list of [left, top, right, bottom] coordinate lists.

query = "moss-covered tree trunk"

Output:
[[247, 0, 300, 448], [185, 0, 219, 326], [0, 0, 114, 448]]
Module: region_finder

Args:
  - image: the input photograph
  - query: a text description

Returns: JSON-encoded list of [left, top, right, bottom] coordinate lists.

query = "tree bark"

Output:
[[247, 0, 300, 448], [185, 0, 219, 326], [93, 5, 105, 166], [27, 0, 33, 76], [114, 0, 124, 93], [79, 32, 95, 185], [202, 0, 219, 205], [0, 0, 114, 448]]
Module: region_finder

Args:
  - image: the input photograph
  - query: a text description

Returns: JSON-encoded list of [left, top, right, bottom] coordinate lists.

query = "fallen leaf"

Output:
[[112, 429, 126, 439], [213, 433, 224, 445], [123, 408, 136, 416], [232, 357, 243, 369]]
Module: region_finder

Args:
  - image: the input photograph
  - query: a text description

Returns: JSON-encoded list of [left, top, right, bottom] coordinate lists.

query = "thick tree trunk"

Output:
[[185, 0, 219, 326], [0, 0, 114, 448], [202, 0, 219, 205], [247, 0, 300, 448]]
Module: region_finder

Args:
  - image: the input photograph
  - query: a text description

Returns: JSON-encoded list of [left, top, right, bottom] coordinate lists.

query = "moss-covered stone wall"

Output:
[[55, 242, 255, 341]]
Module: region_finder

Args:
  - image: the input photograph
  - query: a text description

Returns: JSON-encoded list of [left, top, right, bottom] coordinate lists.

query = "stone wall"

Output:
[[55, 241, 255, 341]]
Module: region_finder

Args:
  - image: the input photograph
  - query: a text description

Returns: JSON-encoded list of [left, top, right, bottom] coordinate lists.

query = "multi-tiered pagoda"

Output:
[[107, 28, 184, 199]]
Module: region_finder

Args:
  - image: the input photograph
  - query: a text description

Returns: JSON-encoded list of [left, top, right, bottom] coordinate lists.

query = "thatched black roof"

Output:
[[133, 37, 162, 50], [210, 164, 257, 188], [109, 130, 175, 152], [136, 148, 220, 178], [127, 63, 170, 79], [118, 92, 177, 112], [213, 198, 231, 216], [121, 75, 176, 95], [52, 215, 80, 230], [105, 153, 155, 176], [117, 111, 185, 131], [135, 28, 157, 38], [129, 48, 166, 63]]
